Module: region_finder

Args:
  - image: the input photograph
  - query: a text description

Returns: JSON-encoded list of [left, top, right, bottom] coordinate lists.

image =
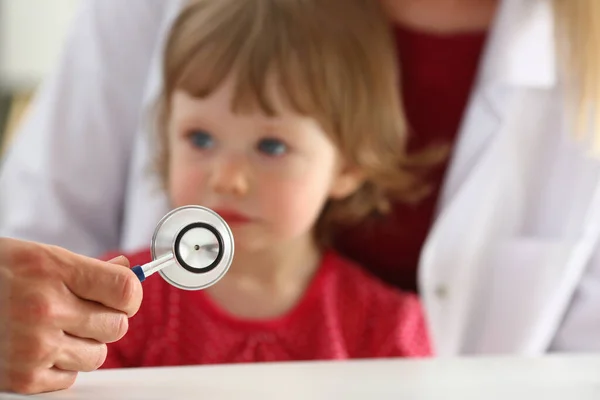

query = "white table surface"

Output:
[[2, 355, 599, 399]]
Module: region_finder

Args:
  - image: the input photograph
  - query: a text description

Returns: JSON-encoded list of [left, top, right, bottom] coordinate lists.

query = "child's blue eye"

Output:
[[189, 130, 214, 149], [257, 138, 287, 156]]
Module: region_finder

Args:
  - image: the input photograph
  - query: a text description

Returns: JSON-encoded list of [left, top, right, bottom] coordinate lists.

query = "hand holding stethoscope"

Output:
[[132, 205, 234, 290]]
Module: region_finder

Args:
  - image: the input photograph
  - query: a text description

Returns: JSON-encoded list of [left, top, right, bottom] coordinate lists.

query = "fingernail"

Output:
[[107, 255, 125, 263]]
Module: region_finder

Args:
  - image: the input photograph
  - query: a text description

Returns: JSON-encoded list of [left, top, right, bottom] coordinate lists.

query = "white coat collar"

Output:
[[479, 0, 556, 88], [436, 0, 558, 209]]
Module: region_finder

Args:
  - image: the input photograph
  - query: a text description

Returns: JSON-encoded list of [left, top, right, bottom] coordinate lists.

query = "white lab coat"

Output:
[[0, 0, 598, 355]]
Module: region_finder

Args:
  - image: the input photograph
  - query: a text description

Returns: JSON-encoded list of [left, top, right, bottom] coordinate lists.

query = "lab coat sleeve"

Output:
[[0, 0, 167, 256], [551, 249, 600, 351]]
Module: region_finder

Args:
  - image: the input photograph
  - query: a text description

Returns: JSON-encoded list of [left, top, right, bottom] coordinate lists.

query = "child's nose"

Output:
[[209, 157, 249, 196]]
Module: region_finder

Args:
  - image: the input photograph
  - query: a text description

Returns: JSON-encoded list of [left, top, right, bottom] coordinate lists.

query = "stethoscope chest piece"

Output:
[[148, 205, 234, 290]]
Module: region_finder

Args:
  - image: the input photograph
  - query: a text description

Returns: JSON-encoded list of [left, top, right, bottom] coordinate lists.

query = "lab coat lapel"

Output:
[[441, 0, 556, 206], [419, 0, 558, 355]]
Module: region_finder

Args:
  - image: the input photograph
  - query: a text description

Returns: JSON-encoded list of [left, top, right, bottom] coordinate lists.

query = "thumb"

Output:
[[107, 255, 130, 268]]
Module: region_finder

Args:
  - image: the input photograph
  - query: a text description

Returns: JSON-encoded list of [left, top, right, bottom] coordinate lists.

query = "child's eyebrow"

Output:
[[178, 114, 209, 127], [260, 117, 287, 131]]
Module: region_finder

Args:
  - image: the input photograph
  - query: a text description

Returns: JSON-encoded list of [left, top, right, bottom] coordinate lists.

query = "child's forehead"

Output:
[[173, 72, 311, 119], [169, 90, 328, 142], [171, 88, 315, 127]]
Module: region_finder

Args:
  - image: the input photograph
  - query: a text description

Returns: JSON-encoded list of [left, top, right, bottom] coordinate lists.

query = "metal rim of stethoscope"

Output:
[[150, 205, 235, 291]]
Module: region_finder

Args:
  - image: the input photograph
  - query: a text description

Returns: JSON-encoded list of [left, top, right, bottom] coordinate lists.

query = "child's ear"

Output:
[[329, 165, 366, 199]]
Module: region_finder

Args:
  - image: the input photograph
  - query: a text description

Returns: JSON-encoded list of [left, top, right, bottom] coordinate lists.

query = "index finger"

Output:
[[50, 246, 143, 317]]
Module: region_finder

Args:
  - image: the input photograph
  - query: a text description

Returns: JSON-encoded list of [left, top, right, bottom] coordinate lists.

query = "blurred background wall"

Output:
[[0, 0, 79, 156]]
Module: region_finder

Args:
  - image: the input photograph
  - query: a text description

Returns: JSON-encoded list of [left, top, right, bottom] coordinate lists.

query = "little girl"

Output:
[[101, 0, 433, 368]]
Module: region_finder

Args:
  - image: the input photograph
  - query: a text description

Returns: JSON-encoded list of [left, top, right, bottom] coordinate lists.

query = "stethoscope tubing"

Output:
[[132, 253, 175, 282]]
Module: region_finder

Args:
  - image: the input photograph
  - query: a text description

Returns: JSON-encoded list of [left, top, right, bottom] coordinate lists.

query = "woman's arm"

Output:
[[0, 0, 170, 256]]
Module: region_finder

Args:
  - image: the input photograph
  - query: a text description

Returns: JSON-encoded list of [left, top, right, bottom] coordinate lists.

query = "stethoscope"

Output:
[[131, 205, 234, 290]]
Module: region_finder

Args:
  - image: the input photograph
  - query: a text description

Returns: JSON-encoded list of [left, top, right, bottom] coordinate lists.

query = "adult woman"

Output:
[[0, 0, 599, 357]]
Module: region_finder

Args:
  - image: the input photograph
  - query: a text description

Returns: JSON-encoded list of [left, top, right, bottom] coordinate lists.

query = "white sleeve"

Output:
[[0, 0, 168, 256], [550, 236, 600, 351]]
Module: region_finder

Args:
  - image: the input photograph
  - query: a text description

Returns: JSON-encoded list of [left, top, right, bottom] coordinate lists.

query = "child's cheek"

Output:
[[263, 179, 327, 239], [168, 164, 206, 207]]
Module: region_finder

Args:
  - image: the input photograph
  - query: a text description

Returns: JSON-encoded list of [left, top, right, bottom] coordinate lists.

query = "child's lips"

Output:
[[214, 209, 252, 225]]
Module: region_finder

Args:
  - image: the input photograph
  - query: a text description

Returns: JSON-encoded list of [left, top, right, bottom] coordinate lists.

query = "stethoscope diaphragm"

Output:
[[131, 205, 234, 290]]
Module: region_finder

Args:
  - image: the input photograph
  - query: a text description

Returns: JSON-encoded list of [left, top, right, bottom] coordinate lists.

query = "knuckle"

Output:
[[92, 312, 129, 344], [17, 335, 54, 366], [117, 272, 140, 314], [89, 344, 108, 371], [111, 314, 129, 342], [5, 243, 58, 282], [22, 291, 56, 324], [3, 240, 35, 266], [116, 314, 129, 339], [9, 369, 76, 394], [62, 372, 78, 390], [8, 369, 42, 395], [13, 247, 45, 273]]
